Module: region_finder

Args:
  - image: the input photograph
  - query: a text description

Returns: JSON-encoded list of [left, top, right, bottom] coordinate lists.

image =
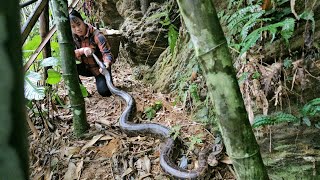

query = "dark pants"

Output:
[[77, 64, 112, 97]]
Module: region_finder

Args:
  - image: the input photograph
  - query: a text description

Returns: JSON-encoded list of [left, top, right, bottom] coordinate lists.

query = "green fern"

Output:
[[252, 115, 273, 128], [272, 112, 299, 123], [226, 5, 263, 39], [252, 112, 299, 128], [301, 98, 320, 117], [240, 18, 295, 55]]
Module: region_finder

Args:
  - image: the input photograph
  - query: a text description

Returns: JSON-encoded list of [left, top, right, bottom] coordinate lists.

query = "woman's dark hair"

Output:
[[70, 9, 84, 22]]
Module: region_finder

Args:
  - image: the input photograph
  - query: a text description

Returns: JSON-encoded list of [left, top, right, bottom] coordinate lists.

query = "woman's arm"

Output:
[[93, 31, 114, 65]]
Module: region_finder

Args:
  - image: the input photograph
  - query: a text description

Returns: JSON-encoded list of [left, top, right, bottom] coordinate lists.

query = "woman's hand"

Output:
[[83, 47, 93, 57], [104, 61, 111, 69], [99, 61, 111, 73], [75, 47, 93, 57]]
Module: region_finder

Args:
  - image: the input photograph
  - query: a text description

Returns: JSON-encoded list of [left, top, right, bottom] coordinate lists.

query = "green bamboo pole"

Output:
[[176, 1, 269, 179], [0, 0, 29, 179], [51, 0, 89, 137]]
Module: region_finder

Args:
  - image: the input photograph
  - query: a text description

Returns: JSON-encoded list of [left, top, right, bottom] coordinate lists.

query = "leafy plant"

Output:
[[252, 112, 299, 128], [144, 107, 156, 120], [188, 134, 203, 151], [252, 71, 261, 79], [299, 10, 315, 32], [189, 83, 200, 103], [24, 71, 46, 100], [283, 58, 293, 69], [219, 1, 298, 56], [148, 6, 179, 53], [144, 101, 163, 120], [46, 69, 62, 85], [170, 125, 181, 140], [301, 98, 320, 126], [253, 98, 320, 128], [240, 17, 295, 55], [23, 35, 42, 61], [40, 57, 62, 85]]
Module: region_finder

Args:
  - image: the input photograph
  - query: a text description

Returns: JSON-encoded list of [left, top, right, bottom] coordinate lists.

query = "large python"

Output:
[[92, 54, 218, 179]]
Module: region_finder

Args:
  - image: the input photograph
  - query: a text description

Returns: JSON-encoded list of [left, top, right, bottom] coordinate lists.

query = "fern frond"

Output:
[[252, 115, 273, 128], [240, 30, 261, 55], [272, 112, 299, 123], [227, 5, 263, 36], [241, 14, 269, 40], [253, 112, 299, 128], [240, 17, 295, 55], [302, 98, 320, 117], [280, 18, 295, 44]]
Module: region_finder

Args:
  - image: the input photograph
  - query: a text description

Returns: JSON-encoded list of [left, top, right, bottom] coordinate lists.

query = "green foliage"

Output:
[[46, 69, 62, 85], [238, 72, 249, 84], [253, 98, 320, 128], [22, 35, 42, 61], [252, 71, 261, 79], [40, 57, 60, 67], [299, 10, 315, 32], [144, 101, 163, 120], [240, 18, 295, 55], [252, 112, 299, 128], [189, 83, 200, 103], [144, 107, 156, 120], [283, 58, 293, 69], [80, 84, 89, 98], [188, 134, 203, 151], [148, 7, 179, 53], [219, 1, 301, 56], [168, 24, 178, 53], [51, 33, 61, 58], [301, 98, 320, 126], [170, 125, 181, 140], [24, 71, 45, 100]]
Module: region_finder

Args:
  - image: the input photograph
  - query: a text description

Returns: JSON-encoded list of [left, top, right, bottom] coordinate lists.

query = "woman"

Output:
[[69, 10, 114, 97]]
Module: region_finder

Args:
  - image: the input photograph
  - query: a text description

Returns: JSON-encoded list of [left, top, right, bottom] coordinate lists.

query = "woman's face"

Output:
[[70, 16, 87, 37]]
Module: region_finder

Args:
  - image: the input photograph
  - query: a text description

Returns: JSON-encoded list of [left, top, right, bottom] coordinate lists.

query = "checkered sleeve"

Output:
[[94, 31, 114, 64]]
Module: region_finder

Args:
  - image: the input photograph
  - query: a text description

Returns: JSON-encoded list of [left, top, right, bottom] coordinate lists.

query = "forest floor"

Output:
[[28, 60, 234, 180], [27, 58, 320, 180]]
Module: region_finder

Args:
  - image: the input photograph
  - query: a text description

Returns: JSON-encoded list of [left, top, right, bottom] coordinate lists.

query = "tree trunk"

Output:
[[176, 1, 269, 179], [0, 0, 29, 179], [52, 0, 89, 137]]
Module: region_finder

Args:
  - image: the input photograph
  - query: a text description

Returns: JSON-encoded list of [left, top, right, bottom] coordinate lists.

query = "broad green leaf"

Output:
[[40, 57, 59, 67], [46, 69, 61, 85], [24, 71, 45, 100]]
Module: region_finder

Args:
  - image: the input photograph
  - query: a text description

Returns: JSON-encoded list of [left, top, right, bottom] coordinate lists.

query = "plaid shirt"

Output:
[[73, 23, 114, 76]]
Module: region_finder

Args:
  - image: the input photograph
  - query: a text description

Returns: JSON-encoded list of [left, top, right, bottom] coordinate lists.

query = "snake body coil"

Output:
[[93, 54, 209, 179]]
